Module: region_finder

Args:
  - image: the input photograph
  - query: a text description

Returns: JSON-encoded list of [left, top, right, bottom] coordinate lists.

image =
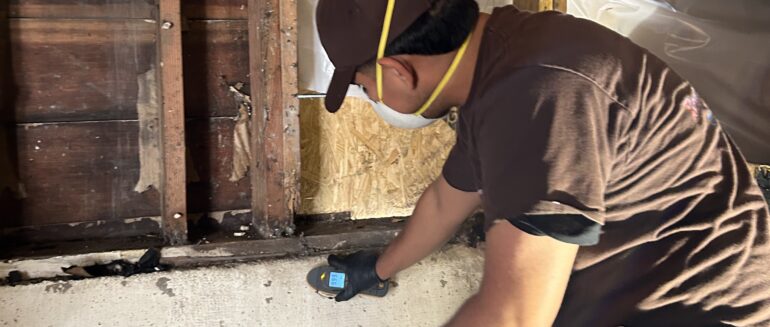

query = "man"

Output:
[[316, 0, 770, 325]]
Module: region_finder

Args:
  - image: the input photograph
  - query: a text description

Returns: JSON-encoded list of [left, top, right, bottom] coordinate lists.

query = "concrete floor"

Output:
[[0, 245, 484, 327]]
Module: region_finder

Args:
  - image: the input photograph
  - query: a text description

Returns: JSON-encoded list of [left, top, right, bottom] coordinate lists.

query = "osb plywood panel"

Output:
[[299, 98, 456, 219]]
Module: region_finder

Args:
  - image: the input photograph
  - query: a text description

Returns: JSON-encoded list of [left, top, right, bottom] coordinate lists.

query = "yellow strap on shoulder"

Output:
[[413, 33, 472, 116], [376, 0, 396, 100]]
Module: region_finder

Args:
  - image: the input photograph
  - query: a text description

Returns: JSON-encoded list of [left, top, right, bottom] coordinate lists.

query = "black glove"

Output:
[[327, 250, 386, 302]]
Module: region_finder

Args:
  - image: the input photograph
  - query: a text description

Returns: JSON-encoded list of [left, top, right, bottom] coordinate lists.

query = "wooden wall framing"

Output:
[[1, 0, 563, 257], [248, 0, 300, 239], [1, 0, 300, 251], [158, 0, 188, 245]]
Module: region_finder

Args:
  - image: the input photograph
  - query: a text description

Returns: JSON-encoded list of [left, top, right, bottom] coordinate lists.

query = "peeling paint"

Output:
[[133, 66, 161, 193]]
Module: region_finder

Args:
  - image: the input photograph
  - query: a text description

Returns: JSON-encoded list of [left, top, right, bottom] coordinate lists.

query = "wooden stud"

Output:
[[158, 0, 188, 245], [247, 0, 300, 238]]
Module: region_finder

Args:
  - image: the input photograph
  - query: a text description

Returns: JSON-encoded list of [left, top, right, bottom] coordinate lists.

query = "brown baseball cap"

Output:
[[316, 0, 432, 112]]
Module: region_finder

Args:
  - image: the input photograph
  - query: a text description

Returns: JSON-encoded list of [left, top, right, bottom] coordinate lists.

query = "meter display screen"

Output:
[[328, 272, 346, 289]]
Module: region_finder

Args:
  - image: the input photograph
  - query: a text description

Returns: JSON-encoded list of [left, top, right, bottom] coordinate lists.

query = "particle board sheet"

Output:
[[299, 98, 456, 219]]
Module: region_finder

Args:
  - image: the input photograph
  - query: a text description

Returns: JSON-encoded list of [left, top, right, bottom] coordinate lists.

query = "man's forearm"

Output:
[[446, 294, 509, 327], [446, 222, 578, 327], [375, 176, 480, 279]]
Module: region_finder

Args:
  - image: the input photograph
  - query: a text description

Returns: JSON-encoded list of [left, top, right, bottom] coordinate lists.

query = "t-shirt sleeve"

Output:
[[442, 136, 478, 192], [477, 67, 616, 246]]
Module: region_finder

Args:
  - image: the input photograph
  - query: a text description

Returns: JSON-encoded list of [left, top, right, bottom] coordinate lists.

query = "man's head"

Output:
[[317, 0, 480, 118]]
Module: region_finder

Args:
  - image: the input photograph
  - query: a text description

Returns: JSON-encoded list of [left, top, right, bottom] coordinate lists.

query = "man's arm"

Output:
[[446, 220, 578, 327], [375, 174, 481, 279]]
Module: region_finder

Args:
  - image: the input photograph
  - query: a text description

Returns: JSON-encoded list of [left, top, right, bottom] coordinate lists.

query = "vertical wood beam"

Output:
[[158, 0, 188, 245], [248, 0, 300, 238]]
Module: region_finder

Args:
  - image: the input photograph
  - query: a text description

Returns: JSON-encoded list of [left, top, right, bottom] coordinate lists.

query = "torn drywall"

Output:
[[228, 84, 252, 182]]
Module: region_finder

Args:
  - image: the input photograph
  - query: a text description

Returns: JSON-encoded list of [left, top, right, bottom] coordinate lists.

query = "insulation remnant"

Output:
[[207, 209, 251, 224], [299, 97, 456, 219], [0, 127, 26, 198], [133, 66, 161, 193], [229, 84, 252, 182]]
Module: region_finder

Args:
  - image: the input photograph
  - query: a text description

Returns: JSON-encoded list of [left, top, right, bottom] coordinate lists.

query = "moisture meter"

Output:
[[306, 265, 389, 297]]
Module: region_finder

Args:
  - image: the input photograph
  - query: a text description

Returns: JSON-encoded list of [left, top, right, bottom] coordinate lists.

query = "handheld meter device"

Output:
[[306, 265, 389, 297]]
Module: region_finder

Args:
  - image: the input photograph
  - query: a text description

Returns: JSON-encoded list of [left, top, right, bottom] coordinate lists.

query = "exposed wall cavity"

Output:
[[133, 66, 161, 193]]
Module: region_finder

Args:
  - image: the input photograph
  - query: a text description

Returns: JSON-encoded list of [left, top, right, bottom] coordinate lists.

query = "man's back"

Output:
[[470, 7, 770, 326]]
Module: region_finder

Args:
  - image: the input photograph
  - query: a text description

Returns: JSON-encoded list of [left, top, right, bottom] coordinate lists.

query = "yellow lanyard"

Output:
[[376, 0, 472, 116]]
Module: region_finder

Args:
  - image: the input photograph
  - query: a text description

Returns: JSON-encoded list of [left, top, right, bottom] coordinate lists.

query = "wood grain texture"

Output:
[[186, 119, 251, 214], [248, 0, 269, 237], [183, 20, 249, 119], [8, 0, 154, 19], [158, 0, 188, 245], [9, 19, 248, 122], [248, 0, 300, 238], [0, 119, 250, 228], [184, 0, 248, 20], [1, 121, 160, 228], [9, 19, 156, 122], [8, 0, 247, 20]]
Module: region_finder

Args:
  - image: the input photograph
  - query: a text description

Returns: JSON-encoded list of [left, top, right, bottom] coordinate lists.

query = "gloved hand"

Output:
[[327, 250, 386, 302]]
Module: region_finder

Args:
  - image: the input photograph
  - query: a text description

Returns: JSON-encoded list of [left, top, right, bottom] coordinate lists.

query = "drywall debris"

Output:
[[61, 248, 168, 278], [229, 83, 252, 182], [4, 270, 24, 286], [0, 249, 149, 280], [134, 66, 161, 193]]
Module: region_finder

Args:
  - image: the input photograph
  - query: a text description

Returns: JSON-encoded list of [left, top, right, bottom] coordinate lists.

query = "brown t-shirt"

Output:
[[443, 6, 770, 326]]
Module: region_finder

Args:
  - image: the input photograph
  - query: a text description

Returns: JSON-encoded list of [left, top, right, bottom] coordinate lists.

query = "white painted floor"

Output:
[[0, 245, 484, 327]]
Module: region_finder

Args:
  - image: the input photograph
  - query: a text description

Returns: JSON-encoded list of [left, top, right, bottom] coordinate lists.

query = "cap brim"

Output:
[[324, 67, 356, 113]]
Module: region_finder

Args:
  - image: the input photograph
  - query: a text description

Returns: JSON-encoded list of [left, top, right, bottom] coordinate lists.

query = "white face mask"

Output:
[[369, 99, 440, 129]]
